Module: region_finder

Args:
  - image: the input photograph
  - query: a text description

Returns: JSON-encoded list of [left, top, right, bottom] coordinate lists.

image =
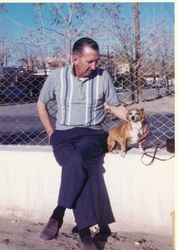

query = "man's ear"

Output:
[[72, 53, 79, 65]]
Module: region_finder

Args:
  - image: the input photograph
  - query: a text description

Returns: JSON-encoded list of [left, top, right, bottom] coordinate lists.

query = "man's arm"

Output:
[[109, 104, 128, 121], [37, 100, 54, 137]]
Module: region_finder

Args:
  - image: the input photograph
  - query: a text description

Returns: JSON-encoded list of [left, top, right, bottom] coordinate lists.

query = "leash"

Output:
[[141, 144, 175, 166]]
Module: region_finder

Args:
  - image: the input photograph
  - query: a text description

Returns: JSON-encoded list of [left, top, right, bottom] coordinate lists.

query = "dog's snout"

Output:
[[131, 115, 135, 121]]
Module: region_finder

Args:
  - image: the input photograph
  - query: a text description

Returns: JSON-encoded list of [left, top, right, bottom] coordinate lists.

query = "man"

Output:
[[37, 37, 148, 249]]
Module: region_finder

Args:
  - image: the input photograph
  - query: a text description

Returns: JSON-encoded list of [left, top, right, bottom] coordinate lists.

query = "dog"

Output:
[[107, 108, 146, 157]]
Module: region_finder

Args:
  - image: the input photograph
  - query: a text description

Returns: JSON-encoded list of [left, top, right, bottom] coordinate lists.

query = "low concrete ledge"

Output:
[[0, 146, 174, 235]]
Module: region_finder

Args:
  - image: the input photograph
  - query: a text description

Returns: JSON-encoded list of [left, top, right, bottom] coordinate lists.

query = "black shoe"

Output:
[[93, 230, 111, 242], [40, 218, 63, 240], [96, 224, 111, 240], [93, 233, 110, 250], [72, 225, 79, 234], [93, 226, 111, 249], [80, 236, 98, 250], [73, 224, 111, 237]]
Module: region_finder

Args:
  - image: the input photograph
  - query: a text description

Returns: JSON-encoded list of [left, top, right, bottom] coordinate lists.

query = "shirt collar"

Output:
[[69, 63, 97, 82]]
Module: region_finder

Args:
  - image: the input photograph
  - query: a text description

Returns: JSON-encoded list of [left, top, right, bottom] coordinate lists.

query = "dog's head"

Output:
[[126, 108, 146, 123]]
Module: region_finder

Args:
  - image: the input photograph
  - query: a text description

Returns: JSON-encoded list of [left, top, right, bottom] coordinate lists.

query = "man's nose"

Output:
[[90, 62, 96, 70]]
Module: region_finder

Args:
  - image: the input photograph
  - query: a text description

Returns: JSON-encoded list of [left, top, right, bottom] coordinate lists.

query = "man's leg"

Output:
[[40, 130, 90, 240], [40, 128, 114, 245], [73, 156, 115, 229], [73, 131, 115, 230]]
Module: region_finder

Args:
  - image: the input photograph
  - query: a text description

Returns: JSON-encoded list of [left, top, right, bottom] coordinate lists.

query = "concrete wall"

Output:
[[0, 146, 174, 235]]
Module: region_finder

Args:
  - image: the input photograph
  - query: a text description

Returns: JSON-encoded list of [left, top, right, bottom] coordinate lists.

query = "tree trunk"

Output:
[[129, 60, 135, 103], [134, 3, 142, 103]]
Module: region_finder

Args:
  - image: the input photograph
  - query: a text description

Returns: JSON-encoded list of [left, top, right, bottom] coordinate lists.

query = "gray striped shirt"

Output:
[[38, 64, 120, 130]]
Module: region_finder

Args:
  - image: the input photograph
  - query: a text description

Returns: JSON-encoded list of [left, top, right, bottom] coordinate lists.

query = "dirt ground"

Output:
[[0, 217, 173, 250]]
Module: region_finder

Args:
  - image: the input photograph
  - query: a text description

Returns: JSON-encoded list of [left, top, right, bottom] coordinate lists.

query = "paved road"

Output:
[[0, 92, 174, 147], [0, 112, 174, 148]]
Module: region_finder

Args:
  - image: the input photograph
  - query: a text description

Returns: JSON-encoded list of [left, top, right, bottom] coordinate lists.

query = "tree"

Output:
[[141, 19, 174, 96], [134, 3, 142, 103], [0, 36, 11, 80], [103, 3, 137, 103], [0, 4, 9, 78], [33, 3, 103, 64], [104, 3, 174, 103]]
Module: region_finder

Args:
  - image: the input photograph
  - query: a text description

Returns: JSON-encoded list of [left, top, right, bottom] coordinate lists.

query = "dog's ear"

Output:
[[140, 108, 147, 120], [126, 111, 130, 121], [140, 108, 144, 117]]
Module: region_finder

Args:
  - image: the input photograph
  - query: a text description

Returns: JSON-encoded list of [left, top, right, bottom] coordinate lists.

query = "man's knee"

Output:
[[54, 148, 83, 170]]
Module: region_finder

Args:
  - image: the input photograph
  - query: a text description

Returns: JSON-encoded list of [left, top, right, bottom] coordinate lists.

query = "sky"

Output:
[[0, 2, 175, 65], [0, 2, 174, 39]]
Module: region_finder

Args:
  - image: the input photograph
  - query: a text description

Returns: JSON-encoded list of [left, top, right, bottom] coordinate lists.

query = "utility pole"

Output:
[[134, 3, 142, 103], [107, 46, 110, 74]]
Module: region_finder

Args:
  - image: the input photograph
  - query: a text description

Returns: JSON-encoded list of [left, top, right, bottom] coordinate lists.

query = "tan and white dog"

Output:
[[107, 108, 146, 157]]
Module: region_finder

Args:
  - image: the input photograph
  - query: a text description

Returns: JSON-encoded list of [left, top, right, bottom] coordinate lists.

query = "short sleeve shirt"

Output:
[[38, 64, 121, 130]]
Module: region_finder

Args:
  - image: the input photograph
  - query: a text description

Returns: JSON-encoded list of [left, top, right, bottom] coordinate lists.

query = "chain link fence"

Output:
[[0, 58, 174, 148], [0, 3, 174, 149]]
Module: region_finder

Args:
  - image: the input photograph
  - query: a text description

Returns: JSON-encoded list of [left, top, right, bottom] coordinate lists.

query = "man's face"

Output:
[[73, 46, 100, 78]]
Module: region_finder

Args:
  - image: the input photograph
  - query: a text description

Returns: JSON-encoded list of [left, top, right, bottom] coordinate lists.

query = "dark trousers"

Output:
[[50, 127, 115, 229]]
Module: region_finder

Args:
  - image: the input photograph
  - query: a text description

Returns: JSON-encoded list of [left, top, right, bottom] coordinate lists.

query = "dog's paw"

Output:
[[139, 148, 145, 154], [111, 149, 119, 154], [139, 144, 145, 154], [120, 151, 126, 158]]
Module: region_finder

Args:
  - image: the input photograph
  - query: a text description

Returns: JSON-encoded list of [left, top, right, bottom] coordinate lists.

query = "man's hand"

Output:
[[109, 104, 128, 121], [48, 130, 55, 139], [139, 124, 149, 144], [37, 100, 54, 137]]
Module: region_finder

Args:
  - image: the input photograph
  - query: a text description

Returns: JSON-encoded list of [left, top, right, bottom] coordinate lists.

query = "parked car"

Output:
[[0, 67, 46, 104]]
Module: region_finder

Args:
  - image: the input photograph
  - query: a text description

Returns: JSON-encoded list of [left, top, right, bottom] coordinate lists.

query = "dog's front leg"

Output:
[[107, 137, 116, 152], [120, 140, 127, 158], [139, 142, 144, 153]]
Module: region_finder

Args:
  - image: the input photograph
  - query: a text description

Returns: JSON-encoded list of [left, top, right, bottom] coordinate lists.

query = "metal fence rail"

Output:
[[0, 65, 174, 148]]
